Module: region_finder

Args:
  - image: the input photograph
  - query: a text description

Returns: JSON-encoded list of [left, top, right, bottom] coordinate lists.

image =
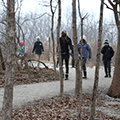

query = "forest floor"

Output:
[[0, 63, 120, 120]]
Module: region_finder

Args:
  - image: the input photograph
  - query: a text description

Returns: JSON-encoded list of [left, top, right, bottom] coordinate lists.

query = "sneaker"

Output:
[[109, 74, 111, 78], [83, 76, 87, 79], [104, 75, 108, 78], [65, 77, 68, 80], [72, 66, 75, 68], [65, 74, 68, 80]]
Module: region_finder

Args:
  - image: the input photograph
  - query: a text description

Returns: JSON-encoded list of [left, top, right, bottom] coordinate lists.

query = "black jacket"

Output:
[[60, 36, 72, 59], [101, 45, 114, 61], [32, 41, 44, 54]]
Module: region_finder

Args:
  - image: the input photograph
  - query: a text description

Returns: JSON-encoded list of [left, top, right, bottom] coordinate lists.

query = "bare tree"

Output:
[[72, 0, 79, 97], [106, 0, 120, 98], [90, 0, 104, 119], [2, 0, 16, 120], [56, 0, 64, 96], [77, 0, 89, 119], [50, 0, 57, 78]]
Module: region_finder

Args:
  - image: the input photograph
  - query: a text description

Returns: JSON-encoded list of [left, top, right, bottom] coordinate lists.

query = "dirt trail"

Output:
[[0, 64, 114, 111]]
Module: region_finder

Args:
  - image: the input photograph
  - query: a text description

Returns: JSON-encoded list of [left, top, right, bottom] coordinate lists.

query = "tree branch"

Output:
[[102, 0, 120, 14], [1, 0, 7, 9], [21, 12, 51, 26]]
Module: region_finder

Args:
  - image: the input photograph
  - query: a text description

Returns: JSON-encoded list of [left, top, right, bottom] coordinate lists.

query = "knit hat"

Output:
[[20, 41, 24, 45], [104, 40, 109, 44], [36, 36, 40, 40], [61, 30, 67, 35]]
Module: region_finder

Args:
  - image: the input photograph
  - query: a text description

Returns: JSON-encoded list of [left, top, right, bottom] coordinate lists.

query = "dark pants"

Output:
[[103, 60, 111, 76], [62, 58, 69, 74], [57, 57, 59, 65]]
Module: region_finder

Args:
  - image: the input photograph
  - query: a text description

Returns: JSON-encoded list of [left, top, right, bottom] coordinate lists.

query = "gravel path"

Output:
[[0, 64, 114, 111]]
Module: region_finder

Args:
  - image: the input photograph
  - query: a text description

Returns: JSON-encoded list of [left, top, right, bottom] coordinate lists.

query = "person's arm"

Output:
[[24, 47, 27, 55], [86, 44, 91, 59], [78, 43, 81, 55], [32, 43, 36, 53], [41, 42, 44, 52], [101, 46, 105, 54], [110, 47, 114, 58], [69, 38, 73, 50]]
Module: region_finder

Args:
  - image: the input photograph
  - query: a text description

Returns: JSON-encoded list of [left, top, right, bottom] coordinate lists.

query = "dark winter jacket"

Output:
[[78, 42, 91, 59], [101, 44, 114, 61], [60, 36, 72, 59], [32, 41, 44, 54]]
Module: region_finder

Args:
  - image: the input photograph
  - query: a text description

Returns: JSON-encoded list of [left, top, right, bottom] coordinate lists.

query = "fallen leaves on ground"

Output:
[[0, 94, 119, 120], [0, 68, 59, 87], [0, 68, 120, 119]]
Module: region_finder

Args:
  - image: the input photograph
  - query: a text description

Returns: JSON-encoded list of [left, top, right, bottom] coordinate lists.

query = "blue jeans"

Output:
[[82, 57, 87, 72]]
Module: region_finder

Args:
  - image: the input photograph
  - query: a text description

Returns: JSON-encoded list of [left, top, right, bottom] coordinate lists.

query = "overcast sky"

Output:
[[20, 0, 114, 20]]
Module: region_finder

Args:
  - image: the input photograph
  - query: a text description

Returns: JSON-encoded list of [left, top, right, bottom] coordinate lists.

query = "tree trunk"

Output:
[[50, 0, 56, 79], [107, 1, 120, 98], [90, 0, 104, 120], [78, 18, 84, 120], [107, 24, 120, 98], [57, 0, 63, 96], [0, 46, 5, 70], [72, 0, 80, 97], [2, 0, 16, 120]]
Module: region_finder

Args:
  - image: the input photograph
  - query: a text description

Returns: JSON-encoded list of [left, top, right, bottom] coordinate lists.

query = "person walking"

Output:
[[60, 31, 72, 80], [17, 41, 27, 68], [32, 36, 44, 67], [101, 40, 114, 78], [78, 38, 91, 79]]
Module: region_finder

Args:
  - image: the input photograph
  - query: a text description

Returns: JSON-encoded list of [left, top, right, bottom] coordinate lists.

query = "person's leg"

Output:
[[65, 58, 69, 80], [36, 54, 41, 67], [107, 60, 111, 77], [82, 58, 87, 78], [103, 60, 108, 77], [61, 58, 64, 78]]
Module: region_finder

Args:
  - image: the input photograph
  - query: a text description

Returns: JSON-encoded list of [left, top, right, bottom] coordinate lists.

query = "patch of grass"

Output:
[[15, 70, 26, 73], [0, 71, 6, 74], [39, 70, 46, 73]]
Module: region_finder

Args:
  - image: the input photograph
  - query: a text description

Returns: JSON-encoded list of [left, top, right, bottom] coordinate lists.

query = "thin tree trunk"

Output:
[[90, 0, 104, 119], [78, 18, 83, 120], [77, 0, 87, 118], [57, 0, 63, 96], [72, 0, 80, 97], [2, 0, 16, 120], [50, 0, 56, 79]]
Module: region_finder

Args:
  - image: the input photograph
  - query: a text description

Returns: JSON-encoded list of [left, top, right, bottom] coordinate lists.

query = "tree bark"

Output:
[[2, 0, 16, 120], [78, 18, 83, 120], [107, 1, 120, 98], [50, 0, 56, 79], [90, 0, 104, 120], [72, 0, 80, 97], [57, 0, 64, 96]]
